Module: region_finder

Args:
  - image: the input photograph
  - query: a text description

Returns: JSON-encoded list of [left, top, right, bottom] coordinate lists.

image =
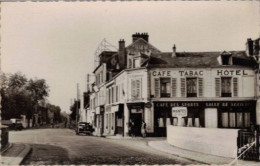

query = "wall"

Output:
[[167, 126, 239, 158]]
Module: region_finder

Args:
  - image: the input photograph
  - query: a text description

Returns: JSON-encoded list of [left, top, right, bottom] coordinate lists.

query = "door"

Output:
[[205, 108, 218, 128], [131, 113, 142, 136]]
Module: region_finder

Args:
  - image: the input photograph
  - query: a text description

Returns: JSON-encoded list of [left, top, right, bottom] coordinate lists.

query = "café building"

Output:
[[147, 50, 257, 137]]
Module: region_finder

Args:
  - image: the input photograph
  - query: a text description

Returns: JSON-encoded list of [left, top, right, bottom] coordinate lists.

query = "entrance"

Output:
[[205, 108, 218, 128], [130, 113, 142, 136]]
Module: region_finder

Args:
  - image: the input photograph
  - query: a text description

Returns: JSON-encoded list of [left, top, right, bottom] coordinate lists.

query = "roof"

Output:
[[146, 51, 257, 68]]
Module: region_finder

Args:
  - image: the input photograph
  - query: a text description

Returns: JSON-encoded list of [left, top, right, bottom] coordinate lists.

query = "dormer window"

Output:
[[133, 58, 140, 68], [221, 51, 232, 65]]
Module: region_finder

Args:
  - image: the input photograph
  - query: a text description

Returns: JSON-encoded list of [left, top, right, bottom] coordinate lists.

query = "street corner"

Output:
[[1, 143, 32, 165]]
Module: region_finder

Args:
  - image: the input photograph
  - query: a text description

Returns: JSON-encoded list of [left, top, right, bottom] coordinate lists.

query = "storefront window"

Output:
[[245, 113, 251, 127], [221, 111, 252, 128], [160, 78, 171, 97], [236, 113, 243, 127], [186, 78, 197, 97], [229, 113, 236, 127], [221, 112, 228, 127], [221, 77, 232, 97]]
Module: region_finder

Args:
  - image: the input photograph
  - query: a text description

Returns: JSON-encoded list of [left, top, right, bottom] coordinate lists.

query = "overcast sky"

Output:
[[2, 1, 259, 113]]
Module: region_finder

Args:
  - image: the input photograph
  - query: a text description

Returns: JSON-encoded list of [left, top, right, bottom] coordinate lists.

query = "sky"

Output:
[[2, 1, 260, 113]]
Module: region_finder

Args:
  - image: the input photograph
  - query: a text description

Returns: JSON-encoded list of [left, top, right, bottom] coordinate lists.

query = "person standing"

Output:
[[141, 120, 147, 138]]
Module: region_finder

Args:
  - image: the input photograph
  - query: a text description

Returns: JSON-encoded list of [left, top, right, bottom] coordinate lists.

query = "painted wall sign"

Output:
[[154, 101, 255, 108], [152, 71, 171, 77], [152, 70, 203, 77], [172, 107, 188, 117], [216, 69, 248, 76], [179, 70, 203, 77]]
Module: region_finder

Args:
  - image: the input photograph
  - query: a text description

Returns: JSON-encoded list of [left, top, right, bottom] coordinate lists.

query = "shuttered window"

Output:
[[154, 78, 160, 98], [181, 78, 186, 97], [136, 79, 141, 99], [233, 77, 238, 97], [131, 80, 136, 99], [198, 78, 203, 97], [215, 78, 221, 97], [131, 79, 141, 100], [171, 78, 177, 97]]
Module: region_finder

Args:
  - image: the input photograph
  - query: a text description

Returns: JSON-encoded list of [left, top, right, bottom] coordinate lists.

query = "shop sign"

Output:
[[155, 101, 255, 108], [111, 105, 119, 113], [131, 108, 143, 113], [145, 102, 152, 108], [172, 107, 187, 117], [95, 107, 100, 114]]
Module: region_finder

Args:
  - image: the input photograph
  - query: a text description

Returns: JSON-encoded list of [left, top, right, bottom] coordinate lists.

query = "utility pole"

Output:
[[76, 83, 80, 125]]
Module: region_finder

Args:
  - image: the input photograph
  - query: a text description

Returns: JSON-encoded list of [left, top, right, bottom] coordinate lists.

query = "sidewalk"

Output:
[[148, 140, 260, 165], [1, 143, 31, 165]]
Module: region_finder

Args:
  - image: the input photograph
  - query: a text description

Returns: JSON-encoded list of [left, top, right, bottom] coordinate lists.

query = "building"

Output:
[[86, 33, 260, 138]]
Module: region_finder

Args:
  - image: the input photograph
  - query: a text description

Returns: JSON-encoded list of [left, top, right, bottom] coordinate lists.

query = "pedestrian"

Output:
[[129, 119, 135, 137], [141, 120, 147, 138]]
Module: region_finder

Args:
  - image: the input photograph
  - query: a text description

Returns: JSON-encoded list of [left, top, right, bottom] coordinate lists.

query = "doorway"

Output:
[[130, 113, 142, 136], [205, 108, 218, 128]]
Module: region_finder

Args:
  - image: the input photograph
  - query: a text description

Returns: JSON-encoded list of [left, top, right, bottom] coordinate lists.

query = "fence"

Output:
[[237, 130, 260, 161]]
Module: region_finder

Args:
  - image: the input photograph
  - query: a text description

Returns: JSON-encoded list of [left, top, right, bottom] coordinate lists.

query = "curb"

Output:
[[9, 144, 32, 165], [1, 143, 13, 154], [148, 141, 208, 165]]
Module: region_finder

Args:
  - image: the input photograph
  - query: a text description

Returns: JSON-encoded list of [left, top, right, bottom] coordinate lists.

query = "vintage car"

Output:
[[76, 122, 94, 136], [2, 119, 23, 130]]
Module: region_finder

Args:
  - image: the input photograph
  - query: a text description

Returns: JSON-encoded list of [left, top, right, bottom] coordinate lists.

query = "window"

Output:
[[222, 55, 232, 65], [112, 87, 114, 103], [131, 79, 141, 100], [116, 86, 118, 102], [160, 78, 171, 97], [186, 78, 197, 97], [221, 77, 232, 97], [133, 58, 140, 68], [221, 111, 252, 128]]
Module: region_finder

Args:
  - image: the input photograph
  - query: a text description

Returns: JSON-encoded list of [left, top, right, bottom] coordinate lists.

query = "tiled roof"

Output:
[[146, 51, 257, 68]]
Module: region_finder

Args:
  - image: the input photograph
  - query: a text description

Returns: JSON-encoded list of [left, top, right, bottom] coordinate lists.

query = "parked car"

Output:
[[76, 122, 94, 136], [2, 119, 23, 131]]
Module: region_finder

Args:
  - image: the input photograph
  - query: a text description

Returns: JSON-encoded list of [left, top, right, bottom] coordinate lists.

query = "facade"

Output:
[[86, 33, 260, 137]]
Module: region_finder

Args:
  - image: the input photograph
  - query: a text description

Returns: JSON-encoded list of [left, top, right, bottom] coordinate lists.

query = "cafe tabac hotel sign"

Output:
[[151, 69, 254, 77]]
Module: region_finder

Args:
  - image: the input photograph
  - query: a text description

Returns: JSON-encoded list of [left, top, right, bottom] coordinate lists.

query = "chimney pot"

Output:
[[172, 44, 176, 57]]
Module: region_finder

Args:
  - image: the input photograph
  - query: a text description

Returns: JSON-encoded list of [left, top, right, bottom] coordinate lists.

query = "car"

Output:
[[10, 119, 23, 130], [76, 122, 94, 136], [2, 119, 24, 131]]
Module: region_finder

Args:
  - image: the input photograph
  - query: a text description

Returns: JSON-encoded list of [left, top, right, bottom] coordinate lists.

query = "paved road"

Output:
[[9, 129, 200, 165]]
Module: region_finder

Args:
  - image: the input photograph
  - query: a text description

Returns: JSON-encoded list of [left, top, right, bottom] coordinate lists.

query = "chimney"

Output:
[[132, 32, 149, 43], [246, 38, 254, 56], [172, 44, 176, 57], [118, 39, 126, 69]]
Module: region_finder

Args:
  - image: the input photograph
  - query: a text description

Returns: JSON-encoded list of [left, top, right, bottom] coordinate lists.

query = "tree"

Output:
[[26, 78, 49, 126], [0, 72, 50, 128], [1, 72, 31, 120]]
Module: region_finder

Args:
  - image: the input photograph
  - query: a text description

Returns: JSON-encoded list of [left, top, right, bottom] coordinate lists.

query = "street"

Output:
[[9, 128, 199, 165]]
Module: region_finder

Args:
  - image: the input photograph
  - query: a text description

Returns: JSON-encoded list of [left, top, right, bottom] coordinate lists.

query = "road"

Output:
[[9, 128, 200, 165]]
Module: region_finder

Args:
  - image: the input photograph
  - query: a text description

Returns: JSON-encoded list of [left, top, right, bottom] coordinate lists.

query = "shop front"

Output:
[[104, 104, 124, 135], [153, 100, 256, 136], [94, 106, 104, 136], [127, 103, 144, 136]]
